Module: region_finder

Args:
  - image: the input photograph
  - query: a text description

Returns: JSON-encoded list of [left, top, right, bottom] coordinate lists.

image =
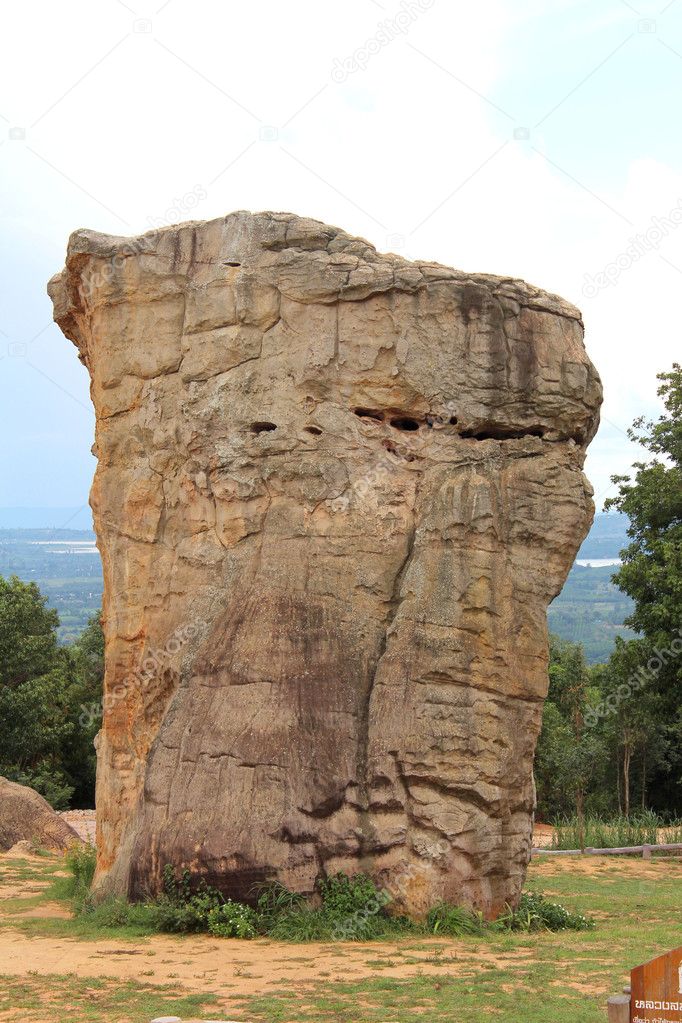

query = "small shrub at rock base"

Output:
[[207, 900, 259, 938], [64, 860, 594, 940], [61, 842, 97, 911], [427, 902, 487, 936], [495, 891, 595, 932]]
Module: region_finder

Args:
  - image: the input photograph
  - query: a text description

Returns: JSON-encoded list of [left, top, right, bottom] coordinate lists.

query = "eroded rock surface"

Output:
[[49, 211, 601, 916]]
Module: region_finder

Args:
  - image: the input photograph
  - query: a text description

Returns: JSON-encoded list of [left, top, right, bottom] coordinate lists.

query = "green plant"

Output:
[[150, 866, 224, 932], [426, 902, 486, 936], [66, 842, 96, 888], [495, 891, 595, 932], [61, 842, 97, 911], [207, 899, 259, 938], [318, 872, 386, 916], [59, 859, 596, 944], [255, 880, 306, 928], [550, 811, 682, 850], [265, 904, 333, 942], [256, 873, 404, 942]]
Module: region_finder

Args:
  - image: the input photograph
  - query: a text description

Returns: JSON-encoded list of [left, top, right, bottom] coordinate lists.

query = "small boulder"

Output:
[[0, 776, 81, 852]]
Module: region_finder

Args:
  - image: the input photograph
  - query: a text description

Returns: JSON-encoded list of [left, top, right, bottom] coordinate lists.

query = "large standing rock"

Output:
[[49, 212, 601, 917], [0, 777, 80, 852]]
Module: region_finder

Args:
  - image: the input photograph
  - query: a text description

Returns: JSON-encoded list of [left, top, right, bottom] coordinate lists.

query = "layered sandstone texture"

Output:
[[49, 212, 601, 917]]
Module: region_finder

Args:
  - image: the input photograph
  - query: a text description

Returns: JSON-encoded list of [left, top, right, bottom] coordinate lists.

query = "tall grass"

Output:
[[551, 811, 682, 850], [54, 842, 97, 912]]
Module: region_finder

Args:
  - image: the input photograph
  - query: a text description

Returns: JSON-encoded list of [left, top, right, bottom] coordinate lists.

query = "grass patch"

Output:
[[235, 969, 608, 1022], [1, 852, 597, 945], [0, 971, 218, 1023]]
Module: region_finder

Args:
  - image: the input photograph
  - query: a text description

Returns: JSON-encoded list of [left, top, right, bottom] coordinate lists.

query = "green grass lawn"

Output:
[[0, 972, 218, 1023], [1, 853, 680, 1023]]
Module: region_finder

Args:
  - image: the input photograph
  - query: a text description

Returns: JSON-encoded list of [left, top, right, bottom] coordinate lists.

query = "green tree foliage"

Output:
[[0, 576, 102, 808], [65, 613, 105, 806], [0, 575, 59, 687], [605, 363, 682, 813], [536, 366, 682, 821], [535, 638, 608, 835]]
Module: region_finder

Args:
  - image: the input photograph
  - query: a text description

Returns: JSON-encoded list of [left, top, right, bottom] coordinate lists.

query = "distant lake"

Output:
[[575, 558, 621, 568]]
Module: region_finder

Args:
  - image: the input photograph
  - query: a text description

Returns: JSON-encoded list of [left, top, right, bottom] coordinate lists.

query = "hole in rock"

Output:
[[354, 408, 384, 422], [449, 416, 458, 425], [304, 426, 322, 435], [390, 417, 420, 432], [459, 425, 545, 441], [250, 421, 277, 433], [224, 260, 242, 267]]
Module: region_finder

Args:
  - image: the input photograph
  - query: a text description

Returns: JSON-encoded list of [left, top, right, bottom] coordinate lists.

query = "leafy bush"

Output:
[[149, 866, 224, 932], [260, 873, 396, 942], [63, 860, 596, 942], [207, 900, 259, 938], [66, 842, 96, 889], [62, 842, 97, 911], [495, 891, 595, 932], [318, 872, 386, 917]]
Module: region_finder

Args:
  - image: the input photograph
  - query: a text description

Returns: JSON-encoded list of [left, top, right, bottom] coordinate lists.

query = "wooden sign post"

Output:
[[630, 946, 682, 1023]]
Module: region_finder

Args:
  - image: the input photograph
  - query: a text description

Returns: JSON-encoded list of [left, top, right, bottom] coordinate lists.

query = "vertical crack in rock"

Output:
[[48, 210, 602, 918], [357, 514, 417, 858]]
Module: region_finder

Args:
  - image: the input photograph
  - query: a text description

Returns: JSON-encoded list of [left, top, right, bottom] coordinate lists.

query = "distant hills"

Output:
[[0, 510, 633, 662], [549, 511, 635, 663], [0, 507, 94, 530], [575, 511, 630, 561]]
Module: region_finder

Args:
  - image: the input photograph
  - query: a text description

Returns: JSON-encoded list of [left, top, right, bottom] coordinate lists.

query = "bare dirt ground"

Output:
[[2, 849, 682, 1023], [0, 851, 529, 997]]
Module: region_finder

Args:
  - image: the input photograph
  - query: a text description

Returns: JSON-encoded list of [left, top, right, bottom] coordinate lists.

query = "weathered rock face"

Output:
[[49, 212, 601, 917], [0, 776, 81, 852]]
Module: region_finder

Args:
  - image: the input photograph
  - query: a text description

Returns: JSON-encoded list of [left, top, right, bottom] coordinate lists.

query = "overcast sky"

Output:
[[1, 0, 681, 525]]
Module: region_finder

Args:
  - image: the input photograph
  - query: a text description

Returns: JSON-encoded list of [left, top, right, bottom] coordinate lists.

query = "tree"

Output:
[[0, 575, 103, 809], [0, 575, 59, 687], [63, 612, 104, 806], [606, 363, 682, 813], [535, 637, 608, 838], [599, 639, 667, 815]]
